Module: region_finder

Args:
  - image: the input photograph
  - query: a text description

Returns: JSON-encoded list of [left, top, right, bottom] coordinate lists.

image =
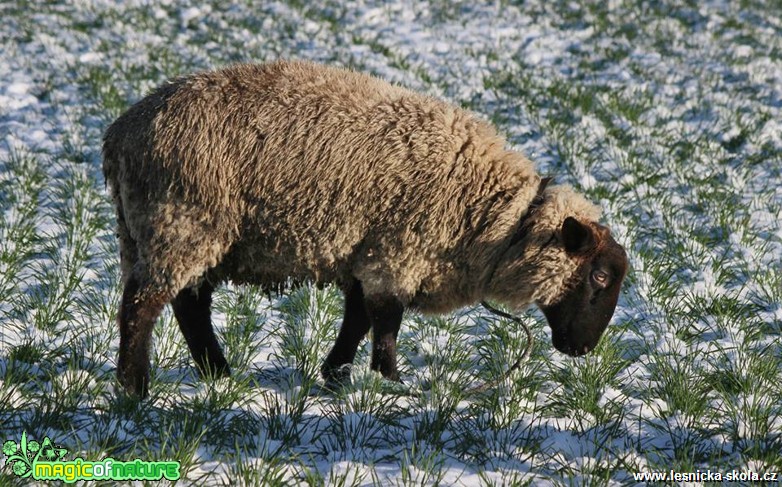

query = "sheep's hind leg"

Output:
[[172, 281, 230, 380], [367, 295, 404, 382], [321, 280, 371, 386], [117, 273, 171, 399]]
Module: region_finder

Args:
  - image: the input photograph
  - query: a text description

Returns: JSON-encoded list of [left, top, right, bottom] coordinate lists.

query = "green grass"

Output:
[[1, 0, 781, 484]]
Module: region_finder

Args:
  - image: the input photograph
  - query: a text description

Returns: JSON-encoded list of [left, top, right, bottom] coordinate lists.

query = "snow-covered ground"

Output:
[[1, 1, 780, 484]]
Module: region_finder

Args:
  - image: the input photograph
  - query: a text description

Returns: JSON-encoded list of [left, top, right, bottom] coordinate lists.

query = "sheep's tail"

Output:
[[102, 142, 139, 285], [113, 198, 139, 285]]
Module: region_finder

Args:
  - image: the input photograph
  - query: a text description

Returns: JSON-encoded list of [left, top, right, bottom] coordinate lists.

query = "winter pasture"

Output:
[[1, 0, 780, 485]]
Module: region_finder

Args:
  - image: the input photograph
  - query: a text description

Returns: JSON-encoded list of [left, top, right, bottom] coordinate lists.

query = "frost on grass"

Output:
[[1, 1, 781, 485]]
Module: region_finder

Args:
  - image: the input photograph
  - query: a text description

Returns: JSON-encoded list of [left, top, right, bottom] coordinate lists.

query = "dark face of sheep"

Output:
[[540, 217, 628, 357]]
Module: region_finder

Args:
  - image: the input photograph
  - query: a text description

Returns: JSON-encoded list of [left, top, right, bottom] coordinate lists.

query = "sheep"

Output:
[[102, 60, 628, 398]]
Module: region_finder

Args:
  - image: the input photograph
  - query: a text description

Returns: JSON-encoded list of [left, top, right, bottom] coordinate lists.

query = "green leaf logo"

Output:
[[4, 432, 33, 479], [3, 432, 69, 479]]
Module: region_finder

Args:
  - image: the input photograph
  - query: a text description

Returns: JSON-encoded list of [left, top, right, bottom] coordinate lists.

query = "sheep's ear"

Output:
[[561, 217, 596, 255]]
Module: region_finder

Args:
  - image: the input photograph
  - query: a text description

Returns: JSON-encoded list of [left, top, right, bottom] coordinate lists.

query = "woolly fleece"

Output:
[[103, 60, 600, 312]]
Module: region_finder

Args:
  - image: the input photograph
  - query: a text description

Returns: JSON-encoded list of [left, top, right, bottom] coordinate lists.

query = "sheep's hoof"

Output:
[[117, 367, 149, 400], [381, 371, 402, 383], [321, 363, 353, 390]]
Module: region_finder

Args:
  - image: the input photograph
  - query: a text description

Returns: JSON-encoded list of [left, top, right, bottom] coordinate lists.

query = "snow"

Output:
[[1, 0, 781, 484]]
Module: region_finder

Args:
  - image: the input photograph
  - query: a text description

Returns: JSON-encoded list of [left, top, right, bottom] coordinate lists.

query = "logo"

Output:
[[3, 432, 181, 483]]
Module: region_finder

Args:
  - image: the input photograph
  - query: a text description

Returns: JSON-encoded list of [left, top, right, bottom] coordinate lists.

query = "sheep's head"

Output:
[[489, 183, 628, 357], [538, 217, 628, 356]]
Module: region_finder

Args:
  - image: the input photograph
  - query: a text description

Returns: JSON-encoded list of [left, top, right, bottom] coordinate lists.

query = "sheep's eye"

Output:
[[591, 270, 609, 287]]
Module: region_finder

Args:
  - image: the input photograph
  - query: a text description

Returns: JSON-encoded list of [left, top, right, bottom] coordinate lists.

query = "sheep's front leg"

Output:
[[117, 274, 170, 398], [321, 280, 371, 385], [172, 281, 230, 379], [367, 295, 404, 382]]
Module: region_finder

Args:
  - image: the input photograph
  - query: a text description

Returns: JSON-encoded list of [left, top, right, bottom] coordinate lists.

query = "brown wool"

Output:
[[103, 60, 602, 313]]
